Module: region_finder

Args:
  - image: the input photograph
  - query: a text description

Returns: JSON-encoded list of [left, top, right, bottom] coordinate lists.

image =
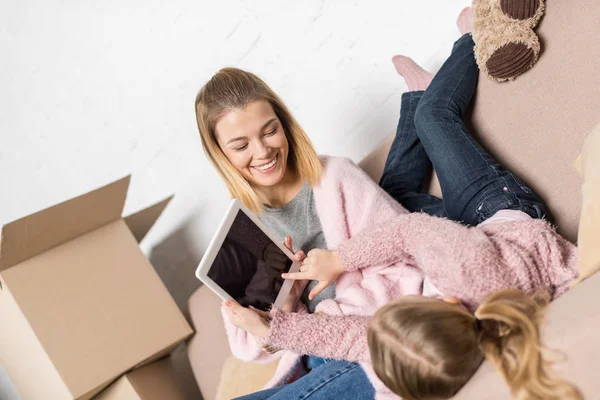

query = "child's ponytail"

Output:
[[475, 289, 582, 400]]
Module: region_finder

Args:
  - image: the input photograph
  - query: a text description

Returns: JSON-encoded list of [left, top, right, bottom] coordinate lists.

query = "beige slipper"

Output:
[[473, 0, 543, 81], [499, 0, 545, 27]]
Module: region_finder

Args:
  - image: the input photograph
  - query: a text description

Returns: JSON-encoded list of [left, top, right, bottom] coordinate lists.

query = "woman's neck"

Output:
[[256, 168, 304, 209]]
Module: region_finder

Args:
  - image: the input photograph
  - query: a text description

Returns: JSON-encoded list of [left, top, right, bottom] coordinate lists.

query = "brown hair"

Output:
[[368, 290, 582, 400], [194, 68, 322, 213]]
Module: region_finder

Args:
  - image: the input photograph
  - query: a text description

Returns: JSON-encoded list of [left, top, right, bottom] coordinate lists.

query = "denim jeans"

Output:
[[234, 356, 375, 400], [379, 34, 546, 225]]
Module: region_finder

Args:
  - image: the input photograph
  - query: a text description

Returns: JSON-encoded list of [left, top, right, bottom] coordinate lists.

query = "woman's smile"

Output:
[[252, 154, 278, 173]]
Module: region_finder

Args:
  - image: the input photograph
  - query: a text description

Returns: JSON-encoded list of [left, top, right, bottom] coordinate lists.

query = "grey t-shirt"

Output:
[[259, 183, 336, 312]]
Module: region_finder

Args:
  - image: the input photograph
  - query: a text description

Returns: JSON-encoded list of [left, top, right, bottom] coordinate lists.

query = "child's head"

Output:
[[195, 68, 321, 213], [368, 290, 582, 400]]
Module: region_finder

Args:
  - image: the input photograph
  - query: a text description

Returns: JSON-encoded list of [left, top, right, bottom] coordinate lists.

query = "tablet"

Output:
[[195, 199, 301, 311]]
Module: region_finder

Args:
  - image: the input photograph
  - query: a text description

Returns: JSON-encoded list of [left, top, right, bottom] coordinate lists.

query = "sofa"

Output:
[[186, 0, 600, 398]]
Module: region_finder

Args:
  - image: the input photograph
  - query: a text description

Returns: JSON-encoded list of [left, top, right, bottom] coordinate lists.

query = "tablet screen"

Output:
[[207, 210, 293, 311]]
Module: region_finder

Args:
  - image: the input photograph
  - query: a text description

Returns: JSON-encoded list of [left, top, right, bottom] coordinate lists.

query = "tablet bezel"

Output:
[[195, 198, 301, 309]]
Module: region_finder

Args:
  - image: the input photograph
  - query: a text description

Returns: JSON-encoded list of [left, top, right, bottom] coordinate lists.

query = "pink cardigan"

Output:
[[222, 156, 424, 399], [222, 156, 578, 399]]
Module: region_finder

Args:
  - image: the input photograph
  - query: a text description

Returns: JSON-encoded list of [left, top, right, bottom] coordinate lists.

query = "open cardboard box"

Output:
[[94, 356, 188, 400], [0, 177, 193, 400]]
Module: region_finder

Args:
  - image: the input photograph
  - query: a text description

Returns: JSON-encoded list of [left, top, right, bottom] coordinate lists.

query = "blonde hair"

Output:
[[368, 290, 582, 400], [195, 68, 322, 213]]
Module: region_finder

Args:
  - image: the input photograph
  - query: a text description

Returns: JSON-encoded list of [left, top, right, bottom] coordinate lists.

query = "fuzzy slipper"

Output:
[[473, 0, 543, 81], [499, 0, 545, 27]]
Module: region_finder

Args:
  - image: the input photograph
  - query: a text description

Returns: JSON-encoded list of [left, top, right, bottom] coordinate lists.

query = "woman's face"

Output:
[[215, 100, 290, 189]]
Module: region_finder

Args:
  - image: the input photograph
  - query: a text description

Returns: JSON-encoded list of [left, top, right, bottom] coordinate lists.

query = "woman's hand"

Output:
[[282, 236, 309, 311], [262, 242, 291, 291], [222, 300, 270, 338], [282, 249, 344, 300], [283, 279, 309, 312], [284, 235, 306, 263]]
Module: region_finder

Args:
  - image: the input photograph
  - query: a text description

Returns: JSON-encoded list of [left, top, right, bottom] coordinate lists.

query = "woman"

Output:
[[216, 32, 580, 400], [195, 47, 423, 400]]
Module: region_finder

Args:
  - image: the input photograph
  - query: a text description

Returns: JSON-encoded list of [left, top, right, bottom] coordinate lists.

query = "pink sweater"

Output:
[[222, 156, 423, 399], [260, 210, 578, 365], [222, 156, 578, 399]]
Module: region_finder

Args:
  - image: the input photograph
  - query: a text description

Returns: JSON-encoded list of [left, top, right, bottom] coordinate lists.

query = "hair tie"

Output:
[[474, 317, 509, 339], [473, 316, 483, 335]]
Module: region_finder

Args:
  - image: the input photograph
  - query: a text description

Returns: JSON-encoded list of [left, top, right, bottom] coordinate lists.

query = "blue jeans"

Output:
[[233, 356, 375, 400], [379, 34, 546, 225]]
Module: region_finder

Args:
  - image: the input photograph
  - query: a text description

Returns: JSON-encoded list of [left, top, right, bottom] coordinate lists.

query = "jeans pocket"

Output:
[[475, 195, 514, 224], [509, 173, 533, 194]]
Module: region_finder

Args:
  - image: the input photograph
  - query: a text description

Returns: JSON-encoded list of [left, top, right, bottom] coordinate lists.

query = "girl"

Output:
[[220, 30, 580, 400]]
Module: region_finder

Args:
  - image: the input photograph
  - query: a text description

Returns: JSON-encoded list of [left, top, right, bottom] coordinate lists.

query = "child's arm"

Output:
[[258, 308, 372, 363], [336, 211, 577, 307]]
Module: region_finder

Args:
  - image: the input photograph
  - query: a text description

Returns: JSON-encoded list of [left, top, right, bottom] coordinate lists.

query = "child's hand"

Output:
[[282, 249, 344, 300], [222, 300, 270, 338]]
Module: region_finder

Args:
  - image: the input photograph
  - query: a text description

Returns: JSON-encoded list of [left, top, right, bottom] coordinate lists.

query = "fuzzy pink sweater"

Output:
[[222, 156, 578, 399], [260, 211, 579, 366]]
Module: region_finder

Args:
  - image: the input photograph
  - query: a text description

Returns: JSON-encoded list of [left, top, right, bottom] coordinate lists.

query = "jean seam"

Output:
[[450, 120, 503, 220], [381, 93, 421, 187], [443, 47, 476, 116], [382, 100, 411, 177], [299, 363, 361, 399]]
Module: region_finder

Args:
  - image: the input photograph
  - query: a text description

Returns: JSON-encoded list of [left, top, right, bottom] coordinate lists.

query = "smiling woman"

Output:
[[193, 67, 421, 399], [195, 68, 322, 213], [192, 26, 583, 399], [216, 102, 291, 200]]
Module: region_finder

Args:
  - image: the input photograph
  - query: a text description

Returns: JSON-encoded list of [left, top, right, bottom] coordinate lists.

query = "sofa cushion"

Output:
[[215, 357, 279, 400], [361, 0, 600, 243], [452, 272, 600, 399], [187, 1, 600, 397], [186, 285, 231, 400]]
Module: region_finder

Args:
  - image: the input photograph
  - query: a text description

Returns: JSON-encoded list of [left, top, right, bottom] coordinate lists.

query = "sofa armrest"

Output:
[[452, 272, 600, 399]]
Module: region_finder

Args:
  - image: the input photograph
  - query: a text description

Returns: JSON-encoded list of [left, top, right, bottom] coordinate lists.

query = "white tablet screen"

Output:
[[207, 210, 293, 311]]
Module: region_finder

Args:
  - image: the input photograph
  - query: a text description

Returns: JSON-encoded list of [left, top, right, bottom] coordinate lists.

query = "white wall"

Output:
[[0, 0, 468, 395], [1, 0, 468, 249]]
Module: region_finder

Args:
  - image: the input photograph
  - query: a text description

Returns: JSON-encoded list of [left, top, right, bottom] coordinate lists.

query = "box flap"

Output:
[[93, 376, 141, 400], [127, 358, 188, 400], [0, 176, 130, 272], [124, 195, 173, 243]]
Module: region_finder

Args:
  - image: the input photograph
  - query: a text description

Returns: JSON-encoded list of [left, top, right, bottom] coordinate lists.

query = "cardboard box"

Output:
[[94, 357, 188, 400], [0, 177, 193, 400]]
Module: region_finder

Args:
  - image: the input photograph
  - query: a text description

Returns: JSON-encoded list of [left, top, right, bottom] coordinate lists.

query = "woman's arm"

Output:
[[221, 308, 283, 363], [222, 276, 310, 363]]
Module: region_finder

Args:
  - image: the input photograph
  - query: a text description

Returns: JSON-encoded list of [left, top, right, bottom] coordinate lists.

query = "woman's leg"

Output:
[[234, 357, 375, 400], [413, 33, 546, 225], [379, 72, 444, 217]]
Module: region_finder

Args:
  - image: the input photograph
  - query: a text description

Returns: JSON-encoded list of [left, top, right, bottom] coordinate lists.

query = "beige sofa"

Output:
[[187, 0, 600, 398]]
